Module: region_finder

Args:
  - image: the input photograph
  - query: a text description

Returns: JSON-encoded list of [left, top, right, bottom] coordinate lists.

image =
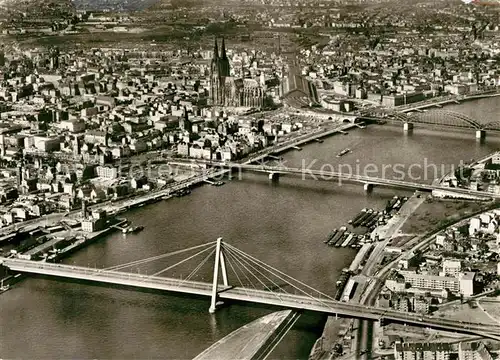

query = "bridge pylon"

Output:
[[209, 237, 229, 313], [476, 130, 486, 141]]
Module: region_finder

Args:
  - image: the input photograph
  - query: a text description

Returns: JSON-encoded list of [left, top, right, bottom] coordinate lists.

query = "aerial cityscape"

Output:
[[1, 0, 500, 359]]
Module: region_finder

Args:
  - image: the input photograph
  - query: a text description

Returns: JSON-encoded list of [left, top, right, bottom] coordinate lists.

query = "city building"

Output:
[[96, 165, 119, 179], [442, 259, 461, 277], [459, 272, 475, 297], [394, 342, 453, 360], [399, 270, 460, 293], [458, 342, 493, 360]]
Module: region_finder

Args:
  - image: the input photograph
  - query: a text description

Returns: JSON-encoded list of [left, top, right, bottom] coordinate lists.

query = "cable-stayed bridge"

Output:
[[1, 239, 499, 341]]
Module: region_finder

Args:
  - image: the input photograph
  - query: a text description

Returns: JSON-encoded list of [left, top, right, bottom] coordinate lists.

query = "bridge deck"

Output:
[[2, 258, 500, 340], [187, 162, 496, 199]]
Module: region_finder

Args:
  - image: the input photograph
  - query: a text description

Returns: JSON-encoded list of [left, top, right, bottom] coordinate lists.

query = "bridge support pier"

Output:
[[269, 173, 280, 182], [209, 237, 228, 314], [476, 130, 486, 141], [403, 122, 413, 133], [364, 183, 374, 193]]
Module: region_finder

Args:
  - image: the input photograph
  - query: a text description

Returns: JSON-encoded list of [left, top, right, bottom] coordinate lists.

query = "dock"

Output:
[[111, 223, 128, 232]]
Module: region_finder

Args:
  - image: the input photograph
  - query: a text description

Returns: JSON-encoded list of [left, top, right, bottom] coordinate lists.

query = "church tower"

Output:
[[218, 38, 230, 77], [210, 38, 220, 105], [210, 37, 231, 106]]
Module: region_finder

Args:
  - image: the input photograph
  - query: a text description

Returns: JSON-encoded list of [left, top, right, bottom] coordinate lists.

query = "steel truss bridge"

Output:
[[361, 108, 500, 133], [1, 239, 500, 340]]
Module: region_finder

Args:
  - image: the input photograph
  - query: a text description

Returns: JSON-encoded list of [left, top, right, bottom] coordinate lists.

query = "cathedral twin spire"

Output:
[[212, 37, 230, 78]]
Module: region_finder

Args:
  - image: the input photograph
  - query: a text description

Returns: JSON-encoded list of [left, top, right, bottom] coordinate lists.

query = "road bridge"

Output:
[[1, 239, 500, 341], [172, 160, 496, 199]]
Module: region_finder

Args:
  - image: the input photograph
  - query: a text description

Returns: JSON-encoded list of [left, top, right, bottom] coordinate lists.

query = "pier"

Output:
[[203, 179, 216, 185]]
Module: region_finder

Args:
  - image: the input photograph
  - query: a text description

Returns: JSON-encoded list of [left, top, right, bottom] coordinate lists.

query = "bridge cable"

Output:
[[225, 244, 340, 310], [224, 245, 284, 293], [104, 241, 216, 271], [224, 246, 285, 303], [152, 245, 216, 277], [184, 248, 216, 282], [225, 243, 337, 302], [224, 245, 289, 296], [184, 248, 215, 282], [226, 249, 345, 316], [106, 242, 216, 271], [223, 248, 258, 291], [228, 253, 339, 313], [222, 248, 250, 296], [224, 246, 278, 294], [225, 245, 330, 306]]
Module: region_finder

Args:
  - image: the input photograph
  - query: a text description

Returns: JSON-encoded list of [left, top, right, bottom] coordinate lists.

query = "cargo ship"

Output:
[[325, 229, 338, 244], [341, 233, 354, 247], [336, 148, 351, 157], [329, 227, 345, 246], [363, 212, 381, 228], [336, 232, 350, 247], [347, 235, 360, 247], [352, 209, 373, 227], [333, 227, 347, 247], [349, 208, 367, 225]]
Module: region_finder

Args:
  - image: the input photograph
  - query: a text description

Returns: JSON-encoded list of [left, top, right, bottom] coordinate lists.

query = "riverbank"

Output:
[[308, 192, 423, 359], [308, 190, 500, 360], [0, 121, 357, 243], [0, 217, 128, 291]]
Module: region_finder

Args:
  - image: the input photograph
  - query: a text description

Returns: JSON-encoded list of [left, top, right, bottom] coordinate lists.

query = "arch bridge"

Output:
[[370, 109, 500, 137], [406, 110, 482, 130]]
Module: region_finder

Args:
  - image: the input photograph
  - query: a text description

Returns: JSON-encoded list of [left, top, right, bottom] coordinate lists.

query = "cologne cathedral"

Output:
[[210, 38, 265, 108]]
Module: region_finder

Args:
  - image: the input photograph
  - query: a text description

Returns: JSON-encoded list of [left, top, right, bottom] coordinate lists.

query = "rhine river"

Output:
[[1, 97, 499, 359]]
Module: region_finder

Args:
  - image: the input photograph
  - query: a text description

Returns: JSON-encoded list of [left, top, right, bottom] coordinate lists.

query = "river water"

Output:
[[0, 97, 499, 359]]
